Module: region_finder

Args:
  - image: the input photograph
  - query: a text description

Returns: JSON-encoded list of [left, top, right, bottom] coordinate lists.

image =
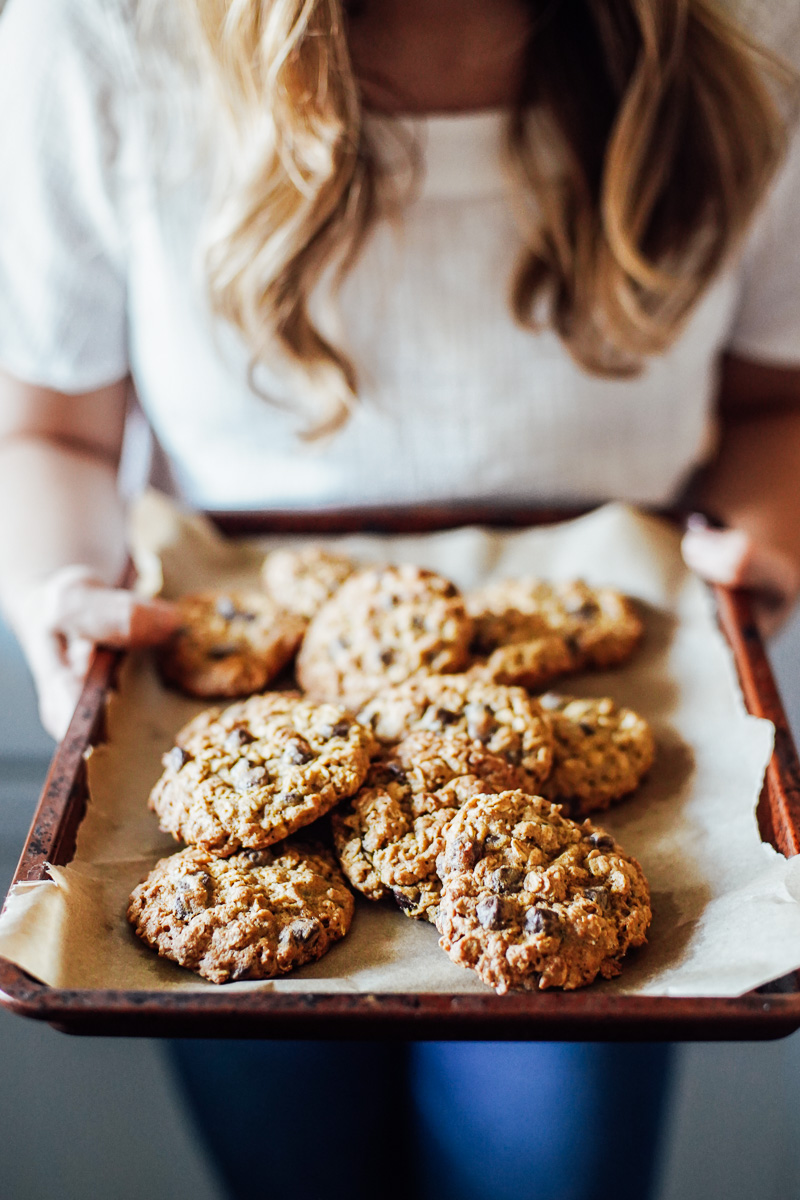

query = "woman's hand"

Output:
[[681, 515, 800, 635], [686, 354, 800, 636], [9, 566, 180, 740]]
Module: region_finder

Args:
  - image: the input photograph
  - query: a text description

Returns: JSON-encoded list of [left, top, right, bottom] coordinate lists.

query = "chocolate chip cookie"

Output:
[[537, 694, 655, 816], [149, 692, 376, 854], [357, 674, 554, 789], [435, 790, 651, 993], [296, 564, 474, 709], [128, 842, 354, 983], [466, 578, 643, 688], [158, 590, 305, 698], [332, 731, 524, 921], [261, 547, 358, 620]]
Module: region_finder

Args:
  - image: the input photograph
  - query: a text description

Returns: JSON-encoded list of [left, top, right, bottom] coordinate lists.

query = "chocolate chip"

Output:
[[476, 896, 508, 930], [392, 888, 416, 912], [243, 849, 272, 866], [525, 907, 559, 936], [578, 721, 595, 736], [411, 615, 425, 630], [165, 746, 190, 771], [225, 726, 255, 752], [279, 790, 303, 806], [283, 737, 314, 765], [564, 597, 598, 618], [444, 834, 482, 873], [280, 918, 321, 948], [588, 832, 615, 851], [441, 582, 458, 598], [489, 866, 523, 893], [208, 644, 238, 659], [215, 595, 237, 620], [230, 759, 268, 791], [584, 887, 610, 910], [173, 897, 189, 920], [465, 702, 496, 743], [429, 700, 460, 729], [320, 720, 351, 740], [379, 648, 395, 666], [373, 761, 408, 787]]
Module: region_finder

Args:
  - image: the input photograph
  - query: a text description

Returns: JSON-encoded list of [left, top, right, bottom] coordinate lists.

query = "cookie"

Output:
[[261, 547, 357, 620], [149, 692, 376, 854], [466, 578, 643, 688], [357, 674, 554, 789], [296, 564, 474, 709], [537, 694, 655, 816], [158, 590, 306, 698], [332, 731, 524, 921], [435, 790, 651, 993], [127, 842, 353, 983]]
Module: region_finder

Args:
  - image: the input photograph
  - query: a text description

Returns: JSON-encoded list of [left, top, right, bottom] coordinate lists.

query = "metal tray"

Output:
[[1, 505, 799, 1039]]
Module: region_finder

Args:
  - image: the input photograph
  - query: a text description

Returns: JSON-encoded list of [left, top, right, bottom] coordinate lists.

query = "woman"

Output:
[[0, 2, 798, 1197]]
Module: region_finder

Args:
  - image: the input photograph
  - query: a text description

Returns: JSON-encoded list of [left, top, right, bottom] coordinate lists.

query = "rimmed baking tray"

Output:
[[1, 504, 799, 1039]]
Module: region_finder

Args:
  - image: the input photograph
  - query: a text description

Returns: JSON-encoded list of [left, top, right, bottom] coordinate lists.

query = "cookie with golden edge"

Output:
[[466, 578, 643, 689], [158, 589, 305, 698], [332, 731, 524, 922], [128, 842, 353, 984], [149, 692, 376, 854], [296, 564, 474, 709], [261, 547, 358, 620], [537, 693, 655, 817], [435, 790, 651, 993], [357, 674, 554, 790]]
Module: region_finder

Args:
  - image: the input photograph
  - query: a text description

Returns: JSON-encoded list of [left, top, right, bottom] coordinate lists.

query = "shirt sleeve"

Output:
[[726, 121, 800, 367], [0, 0, 130, 392]]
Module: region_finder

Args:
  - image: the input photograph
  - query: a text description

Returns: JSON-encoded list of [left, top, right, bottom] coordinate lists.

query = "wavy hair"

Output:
[[181, 0, 797, 432]]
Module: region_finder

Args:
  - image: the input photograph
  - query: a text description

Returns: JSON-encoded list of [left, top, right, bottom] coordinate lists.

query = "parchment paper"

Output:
[[3, 494, 800, 997]]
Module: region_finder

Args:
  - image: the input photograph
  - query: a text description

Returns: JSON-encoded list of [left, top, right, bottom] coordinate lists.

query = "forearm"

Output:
[[0, 436, 127, 632], [698, 407, 800, 565]]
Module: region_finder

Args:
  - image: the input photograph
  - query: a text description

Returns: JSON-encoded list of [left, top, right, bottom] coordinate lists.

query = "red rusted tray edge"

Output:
[[2, 509, 800, 1037]]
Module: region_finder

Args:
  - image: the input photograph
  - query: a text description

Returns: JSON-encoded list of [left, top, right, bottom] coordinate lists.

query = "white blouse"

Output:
[[0, 0, 799, 512]]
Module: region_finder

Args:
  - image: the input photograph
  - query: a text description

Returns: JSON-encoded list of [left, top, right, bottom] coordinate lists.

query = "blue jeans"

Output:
[[168, 1040, 673, 1200]]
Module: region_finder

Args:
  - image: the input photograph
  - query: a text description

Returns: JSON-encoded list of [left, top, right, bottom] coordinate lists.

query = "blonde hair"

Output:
[[182, 0, 797, 432]]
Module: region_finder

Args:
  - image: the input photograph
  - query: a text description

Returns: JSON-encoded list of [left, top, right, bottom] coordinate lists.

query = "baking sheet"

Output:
[[2, 495, 800, 997]]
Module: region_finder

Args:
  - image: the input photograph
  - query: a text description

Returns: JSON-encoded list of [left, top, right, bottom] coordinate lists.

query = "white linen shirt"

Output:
[[1, 0, 799, 512]]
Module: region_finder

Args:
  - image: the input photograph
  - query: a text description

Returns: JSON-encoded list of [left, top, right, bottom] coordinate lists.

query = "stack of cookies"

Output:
[[128, 548, 655, 994]]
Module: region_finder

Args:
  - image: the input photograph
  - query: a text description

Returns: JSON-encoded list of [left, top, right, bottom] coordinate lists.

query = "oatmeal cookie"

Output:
[[296, 564, 473, 709], [127, 842, 353, 983], [435, 790, 651, 993], [357, 674, 554, 789], [466, 578, 643, 688], [150, 692, 376, 854], [261, 547, 358, 620], [537, 694, 655, 816], [158, 590, 305, 698], [332, 731, 524, 921]]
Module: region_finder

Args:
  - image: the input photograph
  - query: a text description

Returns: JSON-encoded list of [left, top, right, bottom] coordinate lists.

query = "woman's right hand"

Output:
[[9, 565, 180, 741]]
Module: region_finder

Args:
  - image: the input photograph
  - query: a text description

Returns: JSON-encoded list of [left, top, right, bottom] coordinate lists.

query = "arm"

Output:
[[0, 369, 178, 737], [682, 354, 800, 630]]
